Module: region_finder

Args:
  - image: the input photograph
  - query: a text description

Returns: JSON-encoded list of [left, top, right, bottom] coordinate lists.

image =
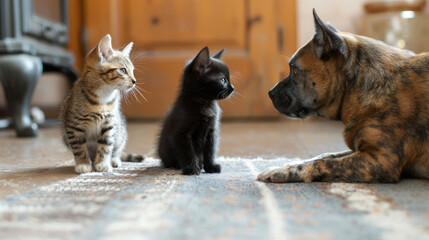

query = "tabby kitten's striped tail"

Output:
[[121, 153, 144, 162]]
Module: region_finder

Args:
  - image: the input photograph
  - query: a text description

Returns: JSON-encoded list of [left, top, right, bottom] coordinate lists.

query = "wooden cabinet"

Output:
[[127, 1, 246, 49], [83, 0, 296, 119]]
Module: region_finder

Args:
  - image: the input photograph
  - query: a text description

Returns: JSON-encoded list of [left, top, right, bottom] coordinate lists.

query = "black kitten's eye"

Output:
[[220, 77, 227, 84], [119, 68, 127, 74]]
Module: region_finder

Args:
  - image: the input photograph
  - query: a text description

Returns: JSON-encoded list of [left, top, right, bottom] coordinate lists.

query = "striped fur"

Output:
[[60, 34, 143, 174], [259, 10, 429, 183]]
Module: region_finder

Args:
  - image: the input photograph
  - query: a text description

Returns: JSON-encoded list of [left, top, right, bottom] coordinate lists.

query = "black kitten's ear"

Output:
[[193, 46, 211, 73], [212, 48, 226, 59], [312, 9, 347, 59]]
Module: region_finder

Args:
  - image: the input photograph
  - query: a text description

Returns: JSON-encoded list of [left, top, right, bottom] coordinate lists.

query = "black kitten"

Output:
[[157, 47, 234, 175]]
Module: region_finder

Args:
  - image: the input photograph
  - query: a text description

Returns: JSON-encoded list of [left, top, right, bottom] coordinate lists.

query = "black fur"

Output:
[[157, 47, 234, 175]]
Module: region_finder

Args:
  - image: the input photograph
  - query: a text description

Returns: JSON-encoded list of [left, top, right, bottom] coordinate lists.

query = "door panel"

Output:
[[127, 0, 246, 49], [83, 0, 296, 119]]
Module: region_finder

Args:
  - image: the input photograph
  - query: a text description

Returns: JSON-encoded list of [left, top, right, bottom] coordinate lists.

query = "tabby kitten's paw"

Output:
[[111, 158, 122, 168], [204, 164, 221, 173], [75, 164, 92, 174], [95, 161, 113, 172]]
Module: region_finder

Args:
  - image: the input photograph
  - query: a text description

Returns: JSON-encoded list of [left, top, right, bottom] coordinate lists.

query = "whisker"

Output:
[[216, 89, 227, 99], [230, 95, 242, 105], [133, 64, 147, 71], [134, 86, 148, 102], [123, 92, 131, 105], [233, 90, 246, 99], [136, 85, 151, 94], [130, 51, 148, 64], [135, 68, 145, 74], [223, 96, 240, 106], [281, 55, 291, 62], [132, 89, 141, 104], [231, 72, 245, 84], [224, 91, 245, 107]]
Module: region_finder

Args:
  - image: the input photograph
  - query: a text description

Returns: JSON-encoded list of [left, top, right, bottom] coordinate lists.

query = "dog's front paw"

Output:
[[257, 165, 303, 183], [257, 166, 284, 182], [95, 161, 113, 173]]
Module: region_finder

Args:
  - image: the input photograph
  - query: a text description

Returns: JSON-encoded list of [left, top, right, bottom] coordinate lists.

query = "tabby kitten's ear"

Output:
[[98, 34, 114, 60], [121, 42, 134, 57], [212, 48, 226, 59], [193, 46, 211, 74]]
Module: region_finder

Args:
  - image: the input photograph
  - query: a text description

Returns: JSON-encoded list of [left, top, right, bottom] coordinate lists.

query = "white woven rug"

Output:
[[1, 157, 428, 240]]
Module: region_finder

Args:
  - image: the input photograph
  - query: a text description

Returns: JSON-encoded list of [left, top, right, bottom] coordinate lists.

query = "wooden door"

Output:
[[83, 0, 296, 119]]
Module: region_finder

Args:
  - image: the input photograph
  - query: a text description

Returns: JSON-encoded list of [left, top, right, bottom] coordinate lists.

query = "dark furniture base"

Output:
[[0, 54, 42, 137], [0, 0, 76, 137]]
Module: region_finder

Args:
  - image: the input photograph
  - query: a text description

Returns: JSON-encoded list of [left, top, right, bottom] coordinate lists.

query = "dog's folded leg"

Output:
[[257, 150, 402, 183], [309, 150, 353, 161]]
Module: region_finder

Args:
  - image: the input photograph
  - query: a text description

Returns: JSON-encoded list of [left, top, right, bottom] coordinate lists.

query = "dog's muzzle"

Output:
[[268, 77, 315, 119], [268, 89, 275, 100]]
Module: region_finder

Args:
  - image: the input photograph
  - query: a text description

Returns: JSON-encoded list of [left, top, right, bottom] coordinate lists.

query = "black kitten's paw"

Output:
[[173, 165, 181, 170], [163, 162, 181, 170], [204, 164, 221, 173], [182, 167, 202, 175]]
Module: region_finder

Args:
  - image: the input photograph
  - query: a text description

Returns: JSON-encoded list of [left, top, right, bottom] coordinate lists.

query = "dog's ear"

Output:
[[312, 9, 347, 59], [327, 22, 340, 33]]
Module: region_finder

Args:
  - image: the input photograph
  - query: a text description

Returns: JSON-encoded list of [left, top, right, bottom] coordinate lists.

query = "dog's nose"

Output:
[[268, 90, 274, 99]]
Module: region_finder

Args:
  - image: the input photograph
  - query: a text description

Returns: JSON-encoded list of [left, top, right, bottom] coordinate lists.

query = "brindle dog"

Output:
[[257, 9, 429, 183]]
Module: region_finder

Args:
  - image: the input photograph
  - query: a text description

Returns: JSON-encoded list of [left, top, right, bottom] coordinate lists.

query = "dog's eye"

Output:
[[293, 67, 298, 74], [119, 68, 127, 74]]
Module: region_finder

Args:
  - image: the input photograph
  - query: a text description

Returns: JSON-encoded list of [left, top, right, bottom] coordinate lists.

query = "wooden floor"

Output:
[[1, 119, 428, 240]]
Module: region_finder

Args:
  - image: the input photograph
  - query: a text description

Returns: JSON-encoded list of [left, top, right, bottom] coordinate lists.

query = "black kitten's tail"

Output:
[[121, 153, 144, 162]]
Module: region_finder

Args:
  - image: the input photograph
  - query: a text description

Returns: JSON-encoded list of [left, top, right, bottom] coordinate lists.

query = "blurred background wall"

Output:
[[298, 0, 429, 49], [298, 0, 369, 46]]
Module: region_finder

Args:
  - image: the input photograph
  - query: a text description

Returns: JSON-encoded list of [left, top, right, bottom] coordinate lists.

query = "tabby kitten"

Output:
[[157, 47, 234, 175], [60, 34, 143, 174]]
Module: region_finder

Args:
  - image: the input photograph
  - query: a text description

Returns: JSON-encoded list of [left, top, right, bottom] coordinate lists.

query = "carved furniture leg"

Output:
[[0, 54, 42, 137]]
